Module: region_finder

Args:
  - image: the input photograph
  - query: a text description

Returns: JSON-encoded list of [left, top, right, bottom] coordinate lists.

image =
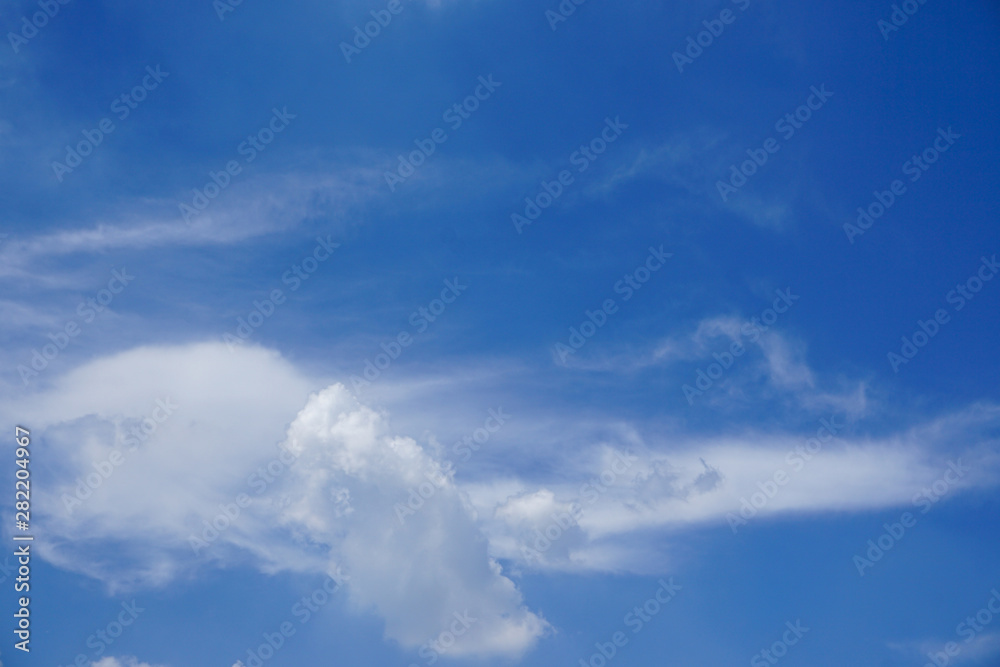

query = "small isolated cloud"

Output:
[[888, 631, 1000, 665], [92, 657, 163, 667]]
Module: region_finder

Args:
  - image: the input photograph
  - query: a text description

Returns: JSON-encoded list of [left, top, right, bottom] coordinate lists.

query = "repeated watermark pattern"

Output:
[[5, 1, 997, 664]]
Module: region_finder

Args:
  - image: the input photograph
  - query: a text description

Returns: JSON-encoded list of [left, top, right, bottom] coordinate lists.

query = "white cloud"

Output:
[[9, 342, 547, 658], [471, 408, 1000, 571], [888, 631, 1000, 665], [18, 342, 317, 588], [960, 632, 1000, 663], [9, 343, 1000, 655], [587, 131, 796, 230], [561, 313, 869, 415], [92, 657, 163, 667], [261, 384, 550, 657], [0, 167, 381, 284]]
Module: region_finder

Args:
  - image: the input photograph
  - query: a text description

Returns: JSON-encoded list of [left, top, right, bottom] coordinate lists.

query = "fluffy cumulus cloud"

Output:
[[261, 384, 550, 657], [14, 342, 317, 587], [8, 342, 1000, 656], [7, 342, 548, 657]]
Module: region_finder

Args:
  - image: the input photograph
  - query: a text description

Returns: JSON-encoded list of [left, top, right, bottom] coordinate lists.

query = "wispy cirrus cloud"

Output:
[[557, 312, 869, 416], [0, 166, 382, 284]]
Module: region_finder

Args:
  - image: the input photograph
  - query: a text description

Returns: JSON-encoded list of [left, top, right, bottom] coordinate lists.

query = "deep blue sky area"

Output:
[[1, 1, 999, 666]]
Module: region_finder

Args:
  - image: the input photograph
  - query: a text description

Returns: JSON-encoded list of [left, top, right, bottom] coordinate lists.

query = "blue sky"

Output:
[[1, 0, 1000, 666]]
